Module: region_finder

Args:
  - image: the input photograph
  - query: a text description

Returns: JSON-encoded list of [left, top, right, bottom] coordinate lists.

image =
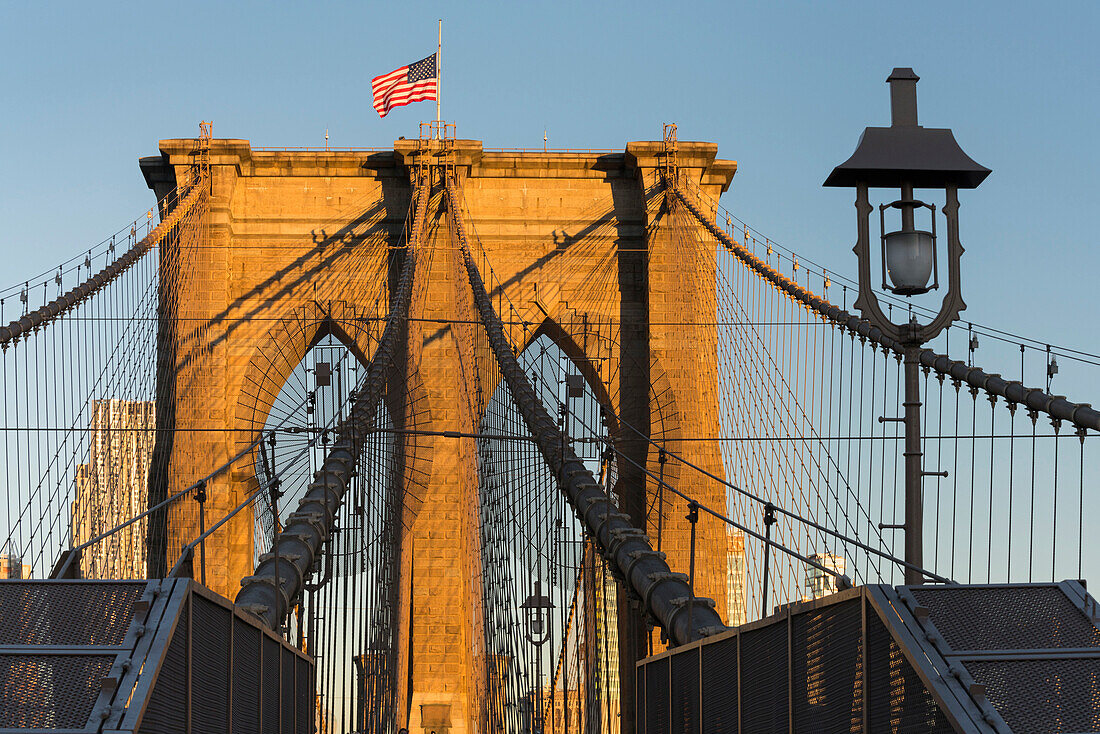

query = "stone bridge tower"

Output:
[[142, 136, 735, 732]]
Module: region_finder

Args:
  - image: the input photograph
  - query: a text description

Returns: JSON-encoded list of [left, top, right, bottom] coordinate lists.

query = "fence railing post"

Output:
[[762, 502, 777, 618], [194, 481, 207, 586], [687, 499, 700, 638]]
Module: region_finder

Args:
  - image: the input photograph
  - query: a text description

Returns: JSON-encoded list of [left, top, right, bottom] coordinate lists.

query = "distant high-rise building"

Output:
[[0, 554, 30, 579], [805, 553, 846, 599], [726, 528, 747, 626], [71, 399, 155, 579], [543, 685, 584, 733]]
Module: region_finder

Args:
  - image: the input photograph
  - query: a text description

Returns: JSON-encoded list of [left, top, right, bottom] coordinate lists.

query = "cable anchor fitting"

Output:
[[763, 501, 777, 527]]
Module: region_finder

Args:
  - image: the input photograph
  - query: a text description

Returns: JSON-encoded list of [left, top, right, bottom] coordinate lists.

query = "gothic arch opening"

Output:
[[473, 316, 683, 730], [237, 308, 424, 734]]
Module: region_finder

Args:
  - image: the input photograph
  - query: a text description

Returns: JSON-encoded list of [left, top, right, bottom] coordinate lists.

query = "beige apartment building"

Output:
[[71, 399, 155, 578]]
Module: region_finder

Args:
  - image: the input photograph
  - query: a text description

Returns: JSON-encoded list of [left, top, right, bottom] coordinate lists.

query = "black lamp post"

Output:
[[825, 68, 990, 585], [521, 581, 553, 732]]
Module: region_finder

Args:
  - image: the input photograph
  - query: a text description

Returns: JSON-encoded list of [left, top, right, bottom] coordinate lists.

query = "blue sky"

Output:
[[1, 0, 1096, 393]]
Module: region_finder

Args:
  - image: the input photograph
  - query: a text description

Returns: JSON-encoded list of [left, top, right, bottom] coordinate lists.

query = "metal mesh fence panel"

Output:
[[966, 657, 1100, 733], [645, 655, 670, 733], [670, 647, 699, 734], [865, 603, 954, 733], [192, 595, 231, 733], [739, 622, 788, 734], [701, 634, 738, 732], [233, 618, 262, 734], [636, 664, 647, 734], [0, 653, 114, 729], [911, 585, 1100, 651], [792, 599, 863, 733], [640, 586, 1100, 734], [296, 655, 311, 734], [262, 634, 280, 734], [0, 581, 145, 646], [280, 646, 295, 734], [140, 601, 189, 734]]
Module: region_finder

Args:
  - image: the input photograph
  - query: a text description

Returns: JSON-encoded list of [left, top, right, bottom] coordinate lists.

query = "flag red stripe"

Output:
[[377, 80, 437, 104], [381, 90, 436, 109], [371, 66, 408, 88], [373, 88, 437, 114], [381, 81, 437, 104], [371, 78, 409, 103], [373, 79, 438, 116]]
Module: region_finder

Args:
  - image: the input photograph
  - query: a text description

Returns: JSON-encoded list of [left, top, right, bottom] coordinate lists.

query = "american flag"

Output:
[[371, 54, 438, 118]]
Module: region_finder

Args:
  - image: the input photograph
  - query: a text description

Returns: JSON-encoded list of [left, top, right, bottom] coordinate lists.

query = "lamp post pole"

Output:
[[826, 68, 990, 585], [902, 344, 923, 584], [522, 580, 552, 733], [898, 175, 924, 583]]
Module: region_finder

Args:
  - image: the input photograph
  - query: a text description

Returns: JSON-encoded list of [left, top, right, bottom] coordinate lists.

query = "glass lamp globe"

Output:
[[884, 229, 935, 295]]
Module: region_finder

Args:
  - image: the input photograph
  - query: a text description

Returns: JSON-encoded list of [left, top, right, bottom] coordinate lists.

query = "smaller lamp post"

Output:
[[825, 68, 990, 584], [521, 581, 554, 733]]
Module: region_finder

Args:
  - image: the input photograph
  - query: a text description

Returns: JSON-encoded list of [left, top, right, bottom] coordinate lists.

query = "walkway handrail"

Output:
[[445, 173, 727, 645], [233, 167, 428, 629], [0, 178, 208, 347], [673, 186, 1100, 433]]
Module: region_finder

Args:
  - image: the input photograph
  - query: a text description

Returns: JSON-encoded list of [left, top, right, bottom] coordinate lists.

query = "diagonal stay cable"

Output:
[[52, 391, 310, 578], [681, 176, 1100, 368], [166, 387, 347, 578], [515, 349, 948, 585], [444, 172, 725, 646], [583, 418, 951, 585]]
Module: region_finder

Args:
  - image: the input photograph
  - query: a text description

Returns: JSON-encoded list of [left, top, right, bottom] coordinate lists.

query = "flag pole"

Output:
[[436, 19, 442, 134]]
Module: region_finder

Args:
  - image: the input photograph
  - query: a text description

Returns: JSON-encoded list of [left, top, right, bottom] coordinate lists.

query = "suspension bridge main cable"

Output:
[[672, 185, 1100, 435], [681, 176, 1100, 369], [0, 178, 208, 347], [234, 164, 430, 629], [443, 172, 726, 646]]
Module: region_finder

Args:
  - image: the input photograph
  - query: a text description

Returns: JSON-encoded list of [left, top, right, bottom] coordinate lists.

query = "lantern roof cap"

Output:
[[824, 126, 991, 189], [521, 594, 554, 609], [824, 67, 990, 189]]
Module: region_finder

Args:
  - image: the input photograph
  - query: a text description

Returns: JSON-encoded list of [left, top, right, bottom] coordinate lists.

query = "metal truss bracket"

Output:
[[258, 550, 303, 565], [239, 574, 289, 587], [624, 548, 666, 587], [668, 595, 716, 609], [606, 525, 649, 563], [664, 595, 720, 641], [285, 510, 325, 534], [695, 624, 726, 638], [237, 601, 271, 620], [868, 585, 1006, 733]]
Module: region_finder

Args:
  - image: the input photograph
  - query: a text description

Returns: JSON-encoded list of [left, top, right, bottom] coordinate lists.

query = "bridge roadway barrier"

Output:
[[636, 580, 1100, 733], [0, 578, 311, 733]]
